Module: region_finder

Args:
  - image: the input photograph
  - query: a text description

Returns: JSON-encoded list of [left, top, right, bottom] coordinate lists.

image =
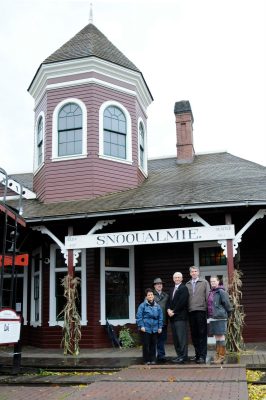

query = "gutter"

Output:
[[24, 200, 266, 224]]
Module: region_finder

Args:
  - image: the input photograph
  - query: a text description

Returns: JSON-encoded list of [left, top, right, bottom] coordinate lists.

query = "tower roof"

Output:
[[43, 23, 140, 72]]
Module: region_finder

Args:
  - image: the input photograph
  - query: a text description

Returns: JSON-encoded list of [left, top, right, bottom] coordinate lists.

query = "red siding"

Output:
[[33, 83, 147, 203]]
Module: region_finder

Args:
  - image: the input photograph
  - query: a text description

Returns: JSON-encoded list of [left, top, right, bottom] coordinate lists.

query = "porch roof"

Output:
[[9, 152, 266, 222]]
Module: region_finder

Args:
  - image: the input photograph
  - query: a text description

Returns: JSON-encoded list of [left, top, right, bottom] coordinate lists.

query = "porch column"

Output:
[[226, 239, 234, 285], [67, 249, 74, 278], [225, 214, 234, 285]]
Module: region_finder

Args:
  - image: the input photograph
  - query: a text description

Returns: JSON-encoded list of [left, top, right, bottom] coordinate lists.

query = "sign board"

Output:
[[65, 224, 235, 249], [0, 254, 29, 267], [0, 308, 21, 345]]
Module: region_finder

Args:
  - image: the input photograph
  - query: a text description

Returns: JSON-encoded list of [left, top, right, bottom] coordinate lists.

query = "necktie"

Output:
[[192, 280, 196, 294], [172, 286, 178, 298]]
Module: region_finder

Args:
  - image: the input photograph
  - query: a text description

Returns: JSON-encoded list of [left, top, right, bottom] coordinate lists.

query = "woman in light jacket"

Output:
[[207, 276, 233, 364], [136, 288, 163, 365]]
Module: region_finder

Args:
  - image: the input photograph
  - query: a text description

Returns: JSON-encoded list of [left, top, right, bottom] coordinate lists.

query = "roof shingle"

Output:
[[10, 152, 266, 221]]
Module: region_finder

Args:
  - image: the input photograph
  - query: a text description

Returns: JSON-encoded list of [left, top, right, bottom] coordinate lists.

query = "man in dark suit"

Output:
[[167, 272, 189, 363]]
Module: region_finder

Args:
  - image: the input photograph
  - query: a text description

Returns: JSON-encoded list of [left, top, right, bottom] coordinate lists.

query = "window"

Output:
[[1, 266, 28, 324], [103, 106, 126, 159], [199, 247, 227, 266], [58, 103, 82, 156], [37, 117, 44, 166], [138, 120, 147, 172], [194, 242, 228, 289], [100, 247, 135, 326], [99, 101, 132, 164], [49, 245, 87, 326], [52, 98, 87, 160], [34, 112, 45, 170], [30, 248, 42, 326]]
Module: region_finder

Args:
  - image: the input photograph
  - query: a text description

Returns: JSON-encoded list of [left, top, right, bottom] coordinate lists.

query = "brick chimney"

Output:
[[174, 100, 195, 164]]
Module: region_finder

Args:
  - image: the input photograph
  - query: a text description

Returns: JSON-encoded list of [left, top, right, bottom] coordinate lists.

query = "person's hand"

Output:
[[167, 309, 174, 317], [140, 327, 145, 332], [158, 329, 162, 334]]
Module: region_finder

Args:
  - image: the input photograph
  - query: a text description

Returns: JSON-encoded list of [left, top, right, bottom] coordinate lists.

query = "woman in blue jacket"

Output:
[[136, 288, 163, 365], [207, 276, 233, 364]]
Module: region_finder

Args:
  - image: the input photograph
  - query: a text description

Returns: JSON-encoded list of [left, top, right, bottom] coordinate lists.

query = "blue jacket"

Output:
[[136, 300, 163, 333]]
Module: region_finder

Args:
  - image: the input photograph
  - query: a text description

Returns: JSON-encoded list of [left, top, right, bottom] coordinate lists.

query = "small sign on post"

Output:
[[0, 308, 21, 345]]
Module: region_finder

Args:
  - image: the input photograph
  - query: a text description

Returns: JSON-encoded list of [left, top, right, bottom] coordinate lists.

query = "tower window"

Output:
[[103, 106, 126, 159], [37, 116, 44, 166], [58, 103, 82, 156]]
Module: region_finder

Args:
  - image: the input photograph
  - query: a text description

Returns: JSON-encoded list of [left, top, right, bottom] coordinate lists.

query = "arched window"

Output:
[[58, 103, 82, 156], [138, 119, 147, 173], [139, 122, 145, 169], [37, 116, 44, 166], [103, 106, 126, 159]]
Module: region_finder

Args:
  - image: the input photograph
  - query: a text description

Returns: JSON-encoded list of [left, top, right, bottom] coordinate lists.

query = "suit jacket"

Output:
[[167, 283, 189, 321]]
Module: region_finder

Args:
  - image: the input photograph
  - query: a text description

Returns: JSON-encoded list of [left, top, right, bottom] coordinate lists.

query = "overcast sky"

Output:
[[0, 0, 265, 174]]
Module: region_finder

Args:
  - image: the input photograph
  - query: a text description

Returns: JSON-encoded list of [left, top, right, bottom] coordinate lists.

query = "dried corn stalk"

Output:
[[226, 268, 245, 353], [58, 274, 81, 355]]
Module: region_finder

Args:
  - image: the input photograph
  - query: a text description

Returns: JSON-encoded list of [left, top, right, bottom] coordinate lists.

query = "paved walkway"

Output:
[[0, 343, 265, 399]]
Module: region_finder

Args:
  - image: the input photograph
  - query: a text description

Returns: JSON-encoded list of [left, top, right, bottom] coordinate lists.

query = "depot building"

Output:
[[0, 21, 266, 349]]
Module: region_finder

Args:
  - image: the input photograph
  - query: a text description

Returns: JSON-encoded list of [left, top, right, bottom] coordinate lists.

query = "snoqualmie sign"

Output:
[[65, 225, 235, 249]]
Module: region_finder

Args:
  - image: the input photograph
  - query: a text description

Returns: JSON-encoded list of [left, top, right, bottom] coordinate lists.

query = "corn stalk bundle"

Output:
[[58, 274, 81, 355], [226, 268, 245, 353]]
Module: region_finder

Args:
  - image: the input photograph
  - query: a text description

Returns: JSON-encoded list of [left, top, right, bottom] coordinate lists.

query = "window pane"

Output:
[[105, 271, 129, 319], [118, 145, 126, 159], [104, 142, 111, 155], [105, 248, 129, 268], [199, 247, 227, 266], [74, 141, 82, 154]]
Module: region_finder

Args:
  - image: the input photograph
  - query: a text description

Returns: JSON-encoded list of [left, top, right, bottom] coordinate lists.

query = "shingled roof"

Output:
[[43, 23, 140, 72], [11, 152, 266, 222]]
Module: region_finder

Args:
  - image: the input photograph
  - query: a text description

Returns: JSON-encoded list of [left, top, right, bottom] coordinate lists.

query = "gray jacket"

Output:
[[186, 278, 210, 312], [208, 288, 233, 319], [153, 290, 169, 325]]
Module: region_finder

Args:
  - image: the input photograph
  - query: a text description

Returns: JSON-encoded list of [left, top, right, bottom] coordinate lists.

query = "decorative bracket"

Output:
[[31, 225, 80, 266], [218, 209, 266, 257], [179, 213, 210, 227], [232, 209, 266, 256], [87, 219, 116, 235]]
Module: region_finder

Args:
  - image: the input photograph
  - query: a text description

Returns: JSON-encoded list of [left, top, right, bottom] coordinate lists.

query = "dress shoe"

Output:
[[144, 361, 151, 365], [172, 357, 186, 364], [190, 356, 198, 362], [150, 361, 156, 365], [196, 357, 205, 364], [175, 358, 186, 364], [157, 357, 167, 363]]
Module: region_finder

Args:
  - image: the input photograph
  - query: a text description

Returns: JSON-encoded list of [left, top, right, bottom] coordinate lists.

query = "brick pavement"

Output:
[[0, 364, 249, 400]]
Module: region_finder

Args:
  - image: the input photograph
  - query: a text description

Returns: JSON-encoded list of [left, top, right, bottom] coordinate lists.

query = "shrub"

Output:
[[118, 327, 135, 348]]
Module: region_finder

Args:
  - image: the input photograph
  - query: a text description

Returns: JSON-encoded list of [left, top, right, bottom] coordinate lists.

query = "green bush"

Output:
[[118, 327, 135, 348]]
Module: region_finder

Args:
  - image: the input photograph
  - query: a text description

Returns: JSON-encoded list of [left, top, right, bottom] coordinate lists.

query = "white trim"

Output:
[[34, 111, 45, 171], [99, 100, 132, 163], [49, 244, 87, 327], [30, 247, 42, 326], [138, 117, 148, 175], [47, 77, 136, 98], [29, 57, 153, 112], [52, 98, 87, 160], [22, 267, 28, 325], [100, 247, 135, 326]]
